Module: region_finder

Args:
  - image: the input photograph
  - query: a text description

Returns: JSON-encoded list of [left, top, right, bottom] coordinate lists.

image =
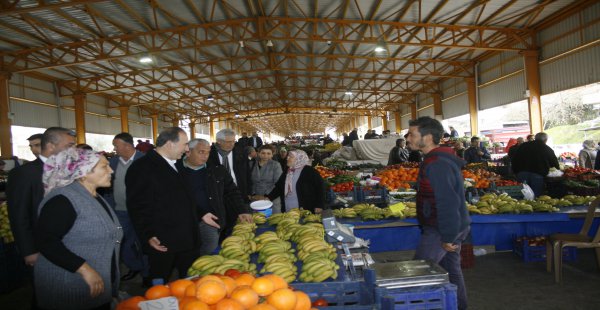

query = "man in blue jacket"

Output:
[[407, 117, 471, 310], [103, 132, 147, 282]]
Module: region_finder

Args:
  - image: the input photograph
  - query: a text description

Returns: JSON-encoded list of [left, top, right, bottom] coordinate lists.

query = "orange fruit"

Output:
[[263, 274, 288, 290], [214, 298, 244, 310], [170, 279, 195, 298], [180, 296, 200, 309], [183, 300, 210, 310], [251, 277, 275, 297], [235, 273, 256, 287], [145, 284, 171, 300], [249, 304, 277, 310], [230, 285, 259, 308], [197, 275, 225, 285], [293, 291, 311, 310], [266, 288, 297, 310], [185, 283, 198, 297], [219, 276, 238, 297], [197, 280, 228, 305]]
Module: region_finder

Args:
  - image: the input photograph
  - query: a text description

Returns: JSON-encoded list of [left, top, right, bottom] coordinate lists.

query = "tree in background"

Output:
[[542, 92, 596, 130]]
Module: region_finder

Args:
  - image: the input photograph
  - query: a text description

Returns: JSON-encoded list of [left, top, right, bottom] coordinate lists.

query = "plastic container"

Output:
[[513, 240, 577, 263], [250, 200, 273, 218], [375, 283, 458, 310]]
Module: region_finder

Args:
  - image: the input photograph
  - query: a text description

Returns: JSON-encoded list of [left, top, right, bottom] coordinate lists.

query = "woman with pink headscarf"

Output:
[[263, 149, 327, 213], [34, 148, 122, 310]]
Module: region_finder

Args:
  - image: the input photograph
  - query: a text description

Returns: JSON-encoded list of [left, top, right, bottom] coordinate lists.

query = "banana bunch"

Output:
[[260, 260, 298, 283], [252, 212, 267, 224], [0, 202, 14, 243], [404, 202, 417, 217], [296, 237, 336, 261], [352, 204, 385, 221], [556, 195, 596, 206], [219, 229, 257, 261], [254, 231, 280, 250], [299, 209, 313, 218], [333, 208, 357, 218], [267, 212, 301, 225], [351, 203, 371, 213], [257, 240, 295, 263], [188, 255, 257, 276], [303, 213, 322, 223], [298, 254, 339, 282], [290, 224, 325, 243], [276, 222, 302, 240]]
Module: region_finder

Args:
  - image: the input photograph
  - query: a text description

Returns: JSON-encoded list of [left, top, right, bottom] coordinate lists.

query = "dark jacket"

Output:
[[125, 150, 198, 252], [595, 149, 600, 170], [102, 151, 144, 208], [388, 146, 410, 165], [267, 166, 327, 213], [207, 145, 251, 201], [248, 136, 263, 149], [511, 140, 560, 176], [341, 136, 351, 146], [349, 130, 359, 144], [463, 146, 491, 164], [507, 144, 520, 159], [6, 158, 44, 257], [408, 149, 423, 163], [176, 160, 251, 230], [416, 147, 471, 243], [237, 136, 250, 148]]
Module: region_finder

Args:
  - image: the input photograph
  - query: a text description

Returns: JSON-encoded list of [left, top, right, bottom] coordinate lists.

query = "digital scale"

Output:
[[321, 209, 358, 280], [371, 260, 449, 289]]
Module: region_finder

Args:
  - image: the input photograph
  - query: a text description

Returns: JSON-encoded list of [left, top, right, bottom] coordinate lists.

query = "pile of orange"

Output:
[[116, 273, 317, 310], [376, 168, 418, 190], [462, 170, 490, 189]]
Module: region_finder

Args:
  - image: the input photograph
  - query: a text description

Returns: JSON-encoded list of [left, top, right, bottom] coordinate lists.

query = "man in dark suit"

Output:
[[348, 128, 359, 145], [102, 132, 147, 282], [237, 132, 250, 148], [207, 128, 252, 238], [7, 127, 76, 267], [126, 127, 199, 282], [249, 131, 263, 149]]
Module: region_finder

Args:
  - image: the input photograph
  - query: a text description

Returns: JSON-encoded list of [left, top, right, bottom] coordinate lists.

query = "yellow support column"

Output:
[[119, 106, 129, 133], [209, 118, 216, 142], [150, 114, 159, 143], [465, 77, 479, 136], [0, 72, 12, 159], [73, 92, 86, 144], [189, 119, 196, 139], [522, 50, 543, 134], [410, 104, 417, 120], [367, 116, 372, 129], [433, 93, 443, 121], [381, 113, 388, 131], [394, 111, 402, 133], [172, 117, 179, 127]]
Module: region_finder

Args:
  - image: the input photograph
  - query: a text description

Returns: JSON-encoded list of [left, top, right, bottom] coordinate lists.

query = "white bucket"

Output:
[[250, 200, 273, 218]]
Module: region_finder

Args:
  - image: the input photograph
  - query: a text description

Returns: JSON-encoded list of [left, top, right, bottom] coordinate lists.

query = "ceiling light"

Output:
[[374, 46, 386, 53], [266, 40, 274, 47], [139, 56, 153, 63], [207, 95, 214, 101], [239, 41, 245, 48], [234, 112, 240, 118], [345, 91, 353, 96]]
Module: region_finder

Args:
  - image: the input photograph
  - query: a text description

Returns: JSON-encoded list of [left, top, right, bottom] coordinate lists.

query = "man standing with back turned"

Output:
[[407, 117, 471, 310]]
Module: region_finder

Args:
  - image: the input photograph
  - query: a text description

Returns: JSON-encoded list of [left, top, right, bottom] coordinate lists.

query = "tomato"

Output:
[[312, 298, 329, 307], [224, 269, 241, 278]]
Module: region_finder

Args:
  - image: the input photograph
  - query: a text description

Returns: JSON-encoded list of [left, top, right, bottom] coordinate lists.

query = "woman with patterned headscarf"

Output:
[[262, 149, 327, 213], [34, 148, 122, 310]]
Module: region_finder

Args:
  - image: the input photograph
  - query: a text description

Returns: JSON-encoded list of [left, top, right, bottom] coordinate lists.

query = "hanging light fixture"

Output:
[[139, 55, 153, 63]]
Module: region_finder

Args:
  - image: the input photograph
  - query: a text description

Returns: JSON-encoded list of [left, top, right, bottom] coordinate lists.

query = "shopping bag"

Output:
[[521, 183, 535, 200]]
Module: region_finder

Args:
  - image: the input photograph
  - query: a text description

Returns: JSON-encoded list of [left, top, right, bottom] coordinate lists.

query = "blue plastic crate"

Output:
[[513, 241, 577, 263], [328, 188, 359, 203], [375, 283, 458, 310], [356, 187, 389, 206]]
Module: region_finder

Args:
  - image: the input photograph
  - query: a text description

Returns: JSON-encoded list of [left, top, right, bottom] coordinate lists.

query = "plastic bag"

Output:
[[521, 183, 535, 200]]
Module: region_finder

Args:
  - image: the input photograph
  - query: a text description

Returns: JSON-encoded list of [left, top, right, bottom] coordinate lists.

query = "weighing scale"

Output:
[[321, 209, 358, 280], [371, 260, 449, 289]]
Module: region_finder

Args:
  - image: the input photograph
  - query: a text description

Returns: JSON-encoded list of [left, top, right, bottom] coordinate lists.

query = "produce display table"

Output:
[[345, 210, 600, 252]]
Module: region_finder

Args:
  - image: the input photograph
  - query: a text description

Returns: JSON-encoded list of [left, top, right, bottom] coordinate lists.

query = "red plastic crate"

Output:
[[460, 244, 475, 269]]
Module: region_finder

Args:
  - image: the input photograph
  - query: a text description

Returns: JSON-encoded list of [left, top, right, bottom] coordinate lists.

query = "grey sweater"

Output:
[[35, 182, 123, 310]]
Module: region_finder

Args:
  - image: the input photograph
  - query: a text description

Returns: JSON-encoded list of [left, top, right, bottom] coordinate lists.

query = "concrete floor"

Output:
[[1, 249, 599, 309]]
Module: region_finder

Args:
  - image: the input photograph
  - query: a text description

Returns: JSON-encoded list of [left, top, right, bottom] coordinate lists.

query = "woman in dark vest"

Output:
[[34, 148, 122, 310]]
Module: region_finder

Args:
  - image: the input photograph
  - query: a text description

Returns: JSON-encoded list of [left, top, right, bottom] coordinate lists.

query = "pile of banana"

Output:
[[403, 202, 417, 217], [188, 255, 257, 276], [219, 223, 257, 261], [257, 240, 297, 283], [298, 247, 339, 283], [290, 223, 325, 243], [333, 208, 357, 218], [252, 212, 267, 224], [465, 193, 598, 215], [0, 202, 14, 243], [302, 213, 322, 223], [267, 210, 301, 225]]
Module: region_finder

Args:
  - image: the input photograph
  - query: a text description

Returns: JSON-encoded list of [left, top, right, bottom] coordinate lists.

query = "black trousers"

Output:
[[147, 248, 200, 283]]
